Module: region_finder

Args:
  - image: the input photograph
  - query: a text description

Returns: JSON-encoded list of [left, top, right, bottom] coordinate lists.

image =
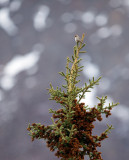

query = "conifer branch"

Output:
[[27, 33, 119, 160], [68, 33, 85, 93], [78, 77, 101, 102]]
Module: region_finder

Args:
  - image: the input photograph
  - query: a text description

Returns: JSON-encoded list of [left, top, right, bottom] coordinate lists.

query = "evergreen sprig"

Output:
[[27, 33, 119, 160]]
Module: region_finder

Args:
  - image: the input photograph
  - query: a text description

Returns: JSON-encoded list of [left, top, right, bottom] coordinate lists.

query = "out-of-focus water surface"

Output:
[[0, 0, 129, 160]]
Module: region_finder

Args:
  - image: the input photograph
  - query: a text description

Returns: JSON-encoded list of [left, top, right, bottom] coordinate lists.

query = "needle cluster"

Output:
[[27, 33, 119, 160]]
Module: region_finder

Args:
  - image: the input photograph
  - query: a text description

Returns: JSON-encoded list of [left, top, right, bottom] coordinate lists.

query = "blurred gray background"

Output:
[[0, 0, 129, 160]]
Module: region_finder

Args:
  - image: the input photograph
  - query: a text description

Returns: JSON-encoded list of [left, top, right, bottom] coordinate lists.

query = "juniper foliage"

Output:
[[27, 33, 119, 160]]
